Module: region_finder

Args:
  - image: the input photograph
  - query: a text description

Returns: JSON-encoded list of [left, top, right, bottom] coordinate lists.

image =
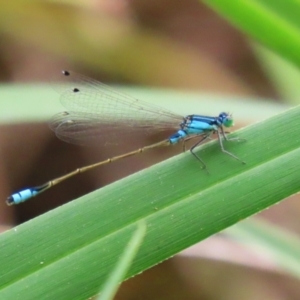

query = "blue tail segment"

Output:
[[6, 183, 49, 206]]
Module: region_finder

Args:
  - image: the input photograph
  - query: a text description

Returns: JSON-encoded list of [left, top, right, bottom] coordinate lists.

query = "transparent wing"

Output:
[[49, 70, 183, 146], [50, 111, 177, 146]]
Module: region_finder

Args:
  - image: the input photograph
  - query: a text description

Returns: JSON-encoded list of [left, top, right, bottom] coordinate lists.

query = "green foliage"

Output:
[[202, 0, 300, 67], [1, 104, 300, 299]]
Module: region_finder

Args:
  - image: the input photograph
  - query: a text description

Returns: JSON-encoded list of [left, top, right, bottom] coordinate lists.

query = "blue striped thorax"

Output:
[[169, 112, 233, 144]]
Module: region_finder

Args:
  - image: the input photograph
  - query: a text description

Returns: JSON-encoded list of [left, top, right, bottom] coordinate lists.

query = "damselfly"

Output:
[[7, 70, 245, 205]]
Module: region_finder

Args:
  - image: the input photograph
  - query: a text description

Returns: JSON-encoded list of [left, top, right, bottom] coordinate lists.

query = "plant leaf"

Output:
[[202, 0, 300, 68], [0, 104, 300, 299], [97, 221, 146, 300]]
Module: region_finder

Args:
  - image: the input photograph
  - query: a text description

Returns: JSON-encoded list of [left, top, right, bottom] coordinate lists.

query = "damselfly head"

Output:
[[219, 112, 234, 127]]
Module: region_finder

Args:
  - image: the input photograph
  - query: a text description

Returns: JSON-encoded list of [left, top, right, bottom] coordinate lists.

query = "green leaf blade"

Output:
[[202, 0, 300, 67], [1, 105, 300, 299]]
